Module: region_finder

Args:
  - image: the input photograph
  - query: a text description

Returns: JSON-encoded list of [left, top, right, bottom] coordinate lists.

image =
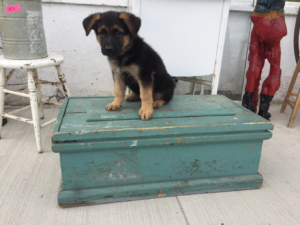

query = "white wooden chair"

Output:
[[0, 53, 71, 153]]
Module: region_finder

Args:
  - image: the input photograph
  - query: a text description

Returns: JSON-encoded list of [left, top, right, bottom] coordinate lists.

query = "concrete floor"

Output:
[[0, 104, 299, 225]]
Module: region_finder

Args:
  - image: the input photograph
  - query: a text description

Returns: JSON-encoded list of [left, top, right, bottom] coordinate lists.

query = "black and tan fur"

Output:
[[83, 11, 175, 120]]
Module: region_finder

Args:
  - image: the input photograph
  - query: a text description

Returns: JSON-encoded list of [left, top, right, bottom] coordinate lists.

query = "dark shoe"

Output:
[[2, 118, 7, 126], [258, 94, 273, 120], [242, 91, 255, 112]]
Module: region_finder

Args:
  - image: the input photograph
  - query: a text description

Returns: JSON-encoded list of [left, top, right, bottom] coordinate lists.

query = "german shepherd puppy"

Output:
[[83, 11, 175, 120]]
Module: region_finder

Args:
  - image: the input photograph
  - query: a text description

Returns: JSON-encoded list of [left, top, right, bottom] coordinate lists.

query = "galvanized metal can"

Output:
[[0, 0, 48, 59]]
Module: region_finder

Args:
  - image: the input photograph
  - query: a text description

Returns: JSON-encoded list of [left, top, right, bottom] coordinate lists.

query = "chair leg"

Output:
[[34, 69, 44, 119], [0, 68, 6, 138], [200, 84, 205, 95], [28, 69, 42, 153], [55, 65, 71, 97], [281, 58, 300, 113], [288, 89, 300, 128], [189, 77, 196, 95]]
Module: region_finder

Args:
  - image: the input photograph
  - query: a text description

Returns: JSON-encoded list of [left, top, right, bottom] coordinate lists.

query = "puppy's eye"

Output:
[[115, 31, 123, 37], [99, 31, 105, 37]]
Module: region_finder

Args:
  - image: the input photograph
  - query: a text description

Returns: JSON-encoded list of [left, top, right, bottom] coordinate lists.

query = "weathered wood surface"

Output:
[[52, 95, 273, 143], [57, 139, 265, 191], [86, 96, 235, 121], [58, 174, 263, 207], [52, 95, 273, 207]]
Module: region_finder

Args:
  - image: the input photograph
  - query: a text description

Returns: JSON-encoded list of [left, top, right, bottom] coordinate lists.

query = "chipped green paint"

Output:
[[86, 97, 235, 121], [58, 174, 263, 207], [51, 95, 273, 207]]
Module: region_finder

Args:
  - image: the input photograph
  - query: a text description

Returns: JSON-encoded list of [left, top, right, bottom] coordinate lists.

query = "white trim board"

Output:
[[42, 0, 127, 7], [128, 0, 141, 16], [230, 1, 300, 15], [211, 0, 231, 94]]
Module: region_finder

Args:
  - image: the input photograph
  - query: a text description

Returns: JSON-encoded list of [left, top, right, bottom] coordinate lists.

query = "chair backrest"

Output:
[[129, 0, 230, 94]]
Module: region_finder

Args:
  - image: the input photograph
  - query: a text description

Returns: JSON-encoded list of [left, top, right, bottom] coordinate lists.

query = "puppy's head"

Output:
[[83, 11, 141, 57]]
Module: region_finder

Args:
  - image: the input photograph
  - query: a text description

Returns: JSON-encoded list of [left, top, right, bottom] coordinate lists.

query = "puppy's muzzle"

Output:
[[105, 46, 114, 53]]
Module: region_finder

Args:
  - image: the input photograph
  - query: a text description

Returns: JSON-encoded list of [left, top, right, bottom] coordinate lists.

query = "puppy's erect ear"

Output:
[[119, 12, 141, 37], [83, 13, 101, 36]]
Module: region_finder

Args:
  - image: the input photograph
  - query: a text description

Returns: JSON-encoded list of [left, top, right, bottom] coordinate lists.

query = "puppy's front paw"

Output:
[[139, 107, 153, 120], [106, 103, 122, 111]]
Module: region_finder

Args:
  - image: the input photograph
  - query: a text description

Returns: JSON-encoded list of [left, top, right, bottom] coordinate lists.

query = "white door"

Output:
[[139, 0, 224, 78]]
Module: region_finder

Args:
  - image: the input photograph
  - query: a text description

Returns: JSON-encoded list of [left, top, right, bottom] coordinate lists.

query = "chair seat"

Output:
[[0, 53, 64, 69]]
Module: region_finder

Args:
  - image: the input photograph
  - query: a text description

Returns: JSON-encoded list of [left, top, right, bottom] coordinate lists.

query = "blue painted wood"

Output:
[[86, 96, 235, 121], [52, 98, 69, 135], [52, 131, 271, 153], [51, 95, 273, 207], [52, 95, 273, 143], [59, 140, 264, 191], [58, 174, 263, 207]]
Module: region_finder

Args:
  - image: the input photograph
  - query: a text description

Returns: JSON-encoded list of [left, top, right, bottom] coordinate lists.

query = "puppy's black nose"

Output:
[[105, 46, 114, 52]]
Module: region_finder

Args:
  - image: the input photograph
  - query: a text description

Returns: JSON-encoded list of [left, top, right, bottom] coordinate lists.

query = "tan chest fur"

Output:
[[108, 59, 139, 81]]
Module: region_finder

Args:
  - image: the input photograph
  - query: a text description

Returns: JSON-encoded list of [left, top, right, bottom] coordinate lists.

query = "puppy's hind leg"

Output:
[[125, 92, 140, 101], [153, 100, 166, 109], [153, 91, 172, 109], [153, 94, 166, 108]]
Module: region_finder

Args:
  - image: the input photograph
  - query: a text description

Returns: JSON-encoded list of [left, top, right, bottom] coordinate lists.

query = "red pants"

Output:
[[245, 12, 287, 111]]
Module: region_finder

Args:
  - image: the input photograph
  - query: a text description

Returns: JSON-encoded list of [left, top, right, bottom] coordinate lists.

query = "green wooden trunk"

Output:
[[51, 95, 273, 207]]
